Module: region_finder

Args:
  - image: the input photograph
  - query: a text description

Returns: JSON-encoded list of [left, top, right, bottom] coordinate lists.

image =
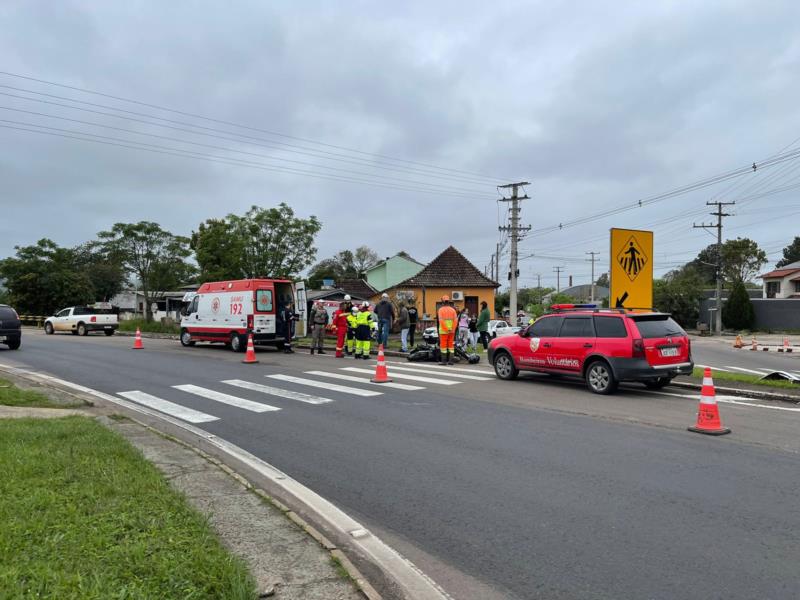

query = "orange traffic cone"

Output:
[[733, 334, 743, 349], [783, 336, 790, 352], [688, 367, 731, 436], [242, 333, 258, 364], [132, 327, 144, 350], [750, 336, 757, 351], [370, 344, 392, 383]]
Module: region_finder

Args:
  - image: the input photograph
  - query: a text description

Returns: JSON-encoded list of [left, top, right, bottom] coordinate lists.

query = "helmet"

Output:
[[344, 294, 351, 301], [441, 295, 450, 302], [361, 301, 370, 308], [351, 306, 359, 313], [381, 293, 389, 299]]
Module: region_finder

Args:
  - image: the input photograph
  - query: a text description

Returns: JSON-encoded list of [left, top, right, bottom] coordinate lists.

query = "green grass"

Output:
[[0, 417, 256, 600], [0, 378, 84, 408], [692, 367, 800, 390], [118, 318, 180, 335]]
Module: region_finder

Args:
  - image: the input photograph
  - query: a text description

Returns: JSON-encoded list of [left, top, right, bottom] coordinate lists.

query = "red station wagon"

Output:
[[488, 304, 694, 394]]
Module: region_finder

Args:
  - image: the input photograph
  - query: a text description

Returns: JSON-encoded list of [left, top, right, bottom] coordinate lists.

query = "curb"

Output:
[[671, 380, 800, 403], [0, 363, 451, 600]]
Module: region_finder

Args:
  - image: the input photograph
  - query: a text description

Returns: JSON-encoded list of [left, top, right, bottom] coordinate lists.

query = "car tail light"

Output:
[[632, 338, 645, 358], [687, 337, 692, 357], [90, 316, 97, 323], [247, 314, 254, 330]]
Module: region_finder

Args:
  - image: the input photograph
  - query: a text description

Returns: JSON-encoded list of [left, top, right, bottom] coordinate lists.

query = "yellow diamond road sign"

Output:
[[610, 228, 653, 310]]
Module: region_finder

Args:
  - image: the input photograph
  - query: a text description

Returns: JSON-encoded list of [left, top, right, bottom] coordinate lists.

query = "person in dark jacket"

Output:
[[374, 293, 396, 347], [280, 302, 298, 353], [309, 301, 329, 354], [407, 302, 418, 347]]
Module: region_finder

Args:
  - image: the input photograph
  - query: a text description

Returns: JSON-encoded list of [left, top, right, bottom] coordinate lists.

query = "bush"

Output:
[[723, 281, 755, 330], [118, 318, 180, 334]]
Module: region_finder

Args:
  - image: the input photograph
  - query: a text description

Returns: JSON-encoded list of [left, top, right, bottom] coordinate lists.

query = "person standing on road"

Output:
[[355, 304, 375, 359], [437, 295, 457, 365], [309, 301, 329, 355], [407, 302, 418, 348], [347, 306, 360, 358], [477, 301, 491, 351], [468, 312, 479, 352], [397, 301, 410, 352], [374, 293, 395, 347], [333, 301, 350, 358], [457, 308, 470, 347], [281, 301, 298, 354]]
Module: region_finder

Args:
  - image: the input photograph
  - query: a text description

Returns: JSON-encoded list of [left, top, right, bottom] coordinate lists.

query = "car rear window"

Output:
[[529, 316, 563, 337], [559, 317, 594, 337], [630, 315, 685, 338], [594, 316, 627, 338]]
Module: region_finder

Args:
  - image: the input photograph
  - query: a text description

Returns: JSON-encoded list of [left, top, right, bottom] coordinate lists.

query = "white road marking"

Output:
[[695, 364, 733, 373], [266, 374, 382, 397], [725, 366, 770, 375], [222, 379, 334, 404], [173, 384, 280, 412], [382, 364, 493, 381], [305, 370, 425, 391], [387, 361, 493, 375], [656, 390, 800, 412], [342, 367, 460, 385], [117, 390, 219, 423]]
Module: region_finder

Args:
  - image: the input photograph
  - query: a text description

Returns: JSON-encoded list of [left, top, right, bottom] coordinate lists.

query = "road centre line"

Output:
[[304, 371, 425, 391], [266, 374, 383, 397], [173, 384, 281, 412], [382, 364, 493, 381], [118, 390, 219, 423], [342, 367, 460, 385], [222, 379, 334, 404]]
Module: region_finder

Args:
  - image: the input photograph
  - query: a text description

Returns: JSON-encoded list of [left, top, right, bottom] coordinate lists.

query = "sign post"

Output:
[[610, 228, 653, 310]]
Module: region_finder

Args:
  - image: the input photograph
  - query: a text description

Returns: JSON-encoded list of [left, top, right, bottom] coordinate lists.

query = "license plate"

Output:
[[104, 326, 112, 329], [660, 347, 679, 357]]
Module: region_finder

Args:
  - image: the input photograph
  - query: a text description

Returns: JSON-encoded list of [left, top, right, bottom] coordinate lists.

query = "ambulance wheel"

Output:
[[180, 329, 195, 347], [230, 332, 245, 353], [493, 351, 518, 380]]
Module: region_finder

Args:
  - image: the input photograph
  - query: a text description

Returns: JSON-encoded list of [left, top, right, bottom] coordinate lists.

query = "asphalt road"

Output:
[[691, 336, 800, 376], [3, 330, 800, 600]]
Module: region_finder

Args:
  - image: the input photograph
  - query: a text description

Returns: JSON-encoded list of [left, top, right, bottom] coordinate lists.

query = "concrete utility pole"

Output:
[[694, 201, 735, 336], [498, 182, 531, 324], [586, 251, 599, 302], [553, 266, 565, 293]]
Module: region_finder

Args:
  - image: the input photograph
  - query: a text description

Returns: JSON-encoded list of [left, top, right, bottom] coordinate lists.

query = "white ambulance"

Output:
[[180, 278, 306, 352]]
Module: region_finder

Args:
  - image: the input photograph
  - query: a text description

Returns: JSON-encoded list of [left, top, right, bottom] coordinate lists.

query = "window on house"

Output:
[[766, 281, 781, 298], [794, 281, 800, 293]]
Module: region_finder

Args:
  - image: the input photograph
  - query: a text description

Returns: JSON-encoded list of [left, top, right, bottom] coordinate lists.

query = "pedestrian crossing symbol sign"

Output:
[[616, 235, 647, 282]]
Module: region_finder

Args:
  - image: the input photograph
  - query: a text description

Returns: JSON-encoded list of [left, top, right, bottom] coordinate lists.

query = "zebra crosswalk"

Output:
[[117, 361, 491, 424]]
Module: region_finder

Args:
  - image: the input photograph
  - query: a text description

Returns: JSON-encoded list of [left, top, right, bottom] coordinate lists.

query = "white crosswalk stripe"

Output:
[[223, 379, 334, 404], [266, 374, 383, 397], [387, 361, 493, 375], [118, 390, 219, 423], [342, 367, 459, 385], [305, 371, 425, 391], [173, 384, 281, 412], [383, 364, 493, 381]]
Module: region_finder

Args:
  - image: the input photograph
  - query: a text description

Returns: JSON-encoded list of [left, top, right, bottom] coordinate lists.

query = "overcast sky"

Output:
[[1, 0, 799, 288]]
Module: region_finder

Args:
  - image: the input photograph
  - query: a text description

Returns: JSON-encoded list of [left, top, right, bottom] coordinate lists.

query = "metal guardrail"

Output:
[[18, 315, 46, 327]]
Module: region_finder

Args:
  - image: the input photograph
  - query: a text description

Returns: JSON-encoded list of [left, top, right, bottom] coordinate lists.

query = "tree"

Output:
[[595, 272, 609, 288], [98, 222, 192, 321], [686, 244, 718, 286], [73, 242, 127, 301], [306, 246, 379, 288], [0, 239, 95, 315], [352, 246, 379, 275], [652, 266, 705, 327], [776, 236, 800, 268], [193, 204, 321, 281], [722, 280, 755, 331], [720, 238, 767, 284]]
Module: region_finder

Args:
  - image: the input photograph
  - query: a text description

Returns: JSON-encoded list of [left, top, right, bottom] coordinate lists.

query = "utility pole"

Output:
[[498, 182, 531, 324], [585, 251, 599, 302], [553, 266, 565, 293], [694, 201, 734, 336]]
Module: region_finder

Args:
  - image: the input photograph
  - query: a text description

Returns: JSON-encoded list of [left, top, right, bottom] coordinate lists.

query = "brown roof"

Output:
[[392, 246, 499, 289], [338, 278, 379, 298], [760, 268, 800, 279]]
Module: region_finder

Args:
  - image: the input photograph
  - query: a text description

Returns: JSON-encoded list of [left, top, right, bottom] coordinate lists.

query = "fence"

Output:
[[18, 315, 46, 327]]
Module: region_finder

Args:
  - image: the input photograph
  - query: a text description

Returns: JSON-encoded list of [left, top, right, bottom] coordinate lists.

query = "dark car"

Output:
[[488, 304, 693, 394], [0, 304, 22, 350]]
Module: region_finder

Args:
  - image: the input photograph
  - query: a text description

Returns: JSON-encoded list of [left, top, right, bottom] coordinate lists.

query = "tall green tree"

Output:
[[98, 222, 192, 321], [73, 242, 127, 302], [0, 239, 95, 315], [722, 280, 755, 330], [776, 236, 800, 268], [720, 237, 767, 284], [190, 218, 245, 281], [306, 246, 378, 289], [653, 266, 705, 327]]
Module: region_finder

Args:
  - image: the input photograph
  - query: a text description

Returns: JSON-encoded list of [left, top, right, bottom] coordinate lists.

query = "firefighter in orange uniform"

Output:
[[437, 295, 458, 365], [333, 299, 351, 358]]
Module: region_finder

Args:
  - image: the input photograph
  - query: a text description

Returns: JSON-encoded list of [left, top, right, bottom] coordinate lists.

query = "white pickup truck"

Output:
[[44, 304, 118, 336]]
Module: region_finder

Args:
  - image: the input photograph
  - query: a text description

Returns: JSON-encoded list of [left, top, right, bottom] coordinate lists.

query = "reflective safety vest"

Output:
[[347, 313, 359, 329], [437, 305, 457, 334], [356, 310, 374, 328]]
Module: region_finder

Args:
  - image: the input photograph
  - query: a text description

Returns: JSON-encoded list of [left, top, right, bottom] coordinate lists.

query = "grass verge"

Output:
[[0, 378, 83, 408], [692, 367, 800, 390], [0, 417, 256, 599], [118, 318, 180, 335]]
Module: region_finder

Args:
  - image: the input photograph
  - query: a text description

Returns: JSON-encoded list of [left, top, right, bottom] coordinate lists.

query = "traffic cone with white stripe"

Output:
[[370, 344, 392, 383], [688, 367, 731, 436], [750, 336, 758, 351], [242, 333, 258, 364], [733, 334, 743, 349], [132, 327, 144, 350], [783, 336, 791, 353]]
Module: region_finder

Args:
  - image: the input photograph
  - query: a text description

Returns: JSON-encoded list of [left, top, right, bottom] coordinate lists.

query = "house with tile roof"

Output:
[[376, 246, 499, 321], [759, 261, 800, 298]]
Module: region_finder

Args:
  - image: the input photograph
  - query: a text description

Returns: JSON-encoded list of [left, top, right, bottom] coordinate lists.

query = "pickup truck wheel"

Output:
[[44, 322, 54, 335], [77, 323, 88, 336], [104, 329, 115, 336], [493, 351, 518, 380], [230, 333, 245, 353], [586, 360, 618, 395], [180, 329, 195, 347]]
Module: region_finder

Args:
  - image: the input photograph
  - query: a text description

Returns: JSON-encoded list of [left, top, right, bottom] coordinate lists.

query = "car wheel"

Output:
[[644, 376, 671, 390], [71, 329, 79, 336], [586, 360, 618, 395], [6, 337, 20, 350], [104, 330, 114, 336], [493, 351, 518, 380], [230, 332, 245, 353], [44, 322, 54, 335], [180, 329, 195, 347], [77, 323, 88, 336]]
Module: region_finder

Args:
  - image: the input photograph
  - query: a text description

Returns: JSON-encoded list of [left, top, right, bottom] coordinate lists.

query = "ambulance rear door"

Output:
[[295, 280, 307, 338], [253, 286, 276, 335]]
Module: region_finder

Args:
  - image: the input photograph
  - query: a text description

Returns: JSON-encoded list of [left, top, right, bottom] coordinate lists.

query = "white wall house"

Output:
[[759, 261, 800, 299]]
